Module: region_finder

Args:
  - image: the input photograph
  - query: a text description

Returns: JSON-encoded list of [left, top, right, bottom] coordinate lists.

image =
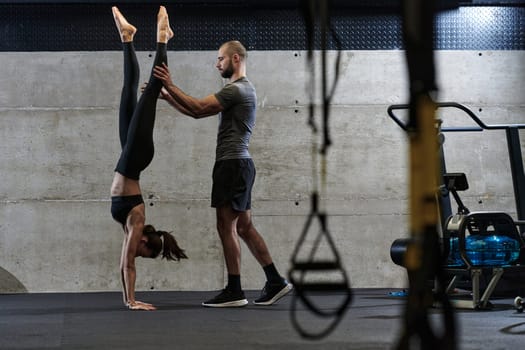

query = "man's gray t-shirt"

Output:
[[214, 77, 256, 161]]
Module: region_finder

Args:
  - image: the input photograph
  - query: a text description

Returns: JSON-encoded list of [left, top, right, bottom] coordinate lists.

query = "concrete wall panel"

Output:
[[0, 50, 523, 293]]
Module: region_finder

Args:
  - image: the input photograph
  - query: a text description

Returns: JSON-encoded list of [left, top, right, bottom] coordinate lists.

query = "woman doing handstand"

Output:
[[110, 6, 187, 311]]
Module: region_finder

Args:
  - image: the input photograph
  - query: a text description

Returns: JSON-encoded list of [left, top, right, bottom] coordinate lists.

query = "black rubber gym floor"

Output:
[[1, 289, 523, 349]]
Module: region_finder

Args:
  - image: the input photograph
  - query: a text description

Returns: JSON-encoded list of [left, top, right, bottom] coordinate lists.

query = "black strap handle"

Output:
[[288, 192, 353, 339]]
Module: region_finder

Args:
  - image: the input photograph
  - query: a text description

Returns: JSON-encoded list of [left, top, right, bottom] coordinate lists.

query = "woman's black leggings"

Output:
[[115, 42, 167, 180]]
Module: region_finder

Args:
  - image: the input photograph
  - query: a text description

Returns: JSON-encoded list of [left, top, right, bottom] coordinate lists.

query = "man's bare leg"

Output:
[[216, 206, 242, 275], [202, 206, 248, 308], [237, 210, 273, 266], [236, 210, 293, 305]]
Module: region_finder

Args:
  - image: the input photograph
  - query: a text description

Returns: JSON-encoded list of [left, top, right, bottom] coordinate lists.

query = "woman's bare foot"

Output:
[[112, 6, 137, 43], [157, 6, 174, 43]]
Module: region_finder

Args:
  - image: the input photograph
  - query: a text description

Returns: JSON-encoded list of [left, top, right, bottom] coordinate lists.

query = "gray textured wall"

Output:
[[0, 50, 523, 293]]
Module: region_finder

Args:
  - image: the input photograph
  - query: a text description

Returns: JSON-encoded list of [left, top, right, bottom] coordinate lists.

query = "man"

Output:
[[153, 40, 292, 307]]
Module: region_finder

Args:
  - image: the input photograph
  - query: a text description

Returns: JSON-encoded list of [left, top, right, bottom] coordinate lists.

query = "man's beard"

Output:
[[221, 64, 234, 79]]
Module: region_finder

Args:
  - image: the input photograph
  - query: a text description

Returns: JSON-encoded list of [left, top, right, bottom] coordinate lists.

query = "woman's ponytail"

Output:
[[158, 231, 188, 261], [143, 224, 188, 260]]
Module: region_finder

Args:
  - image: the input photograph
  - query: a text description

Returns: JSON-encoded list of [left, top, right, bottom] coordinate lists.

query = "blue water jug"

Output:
[[448, 235, 520, 267], [447, 237, 462, 266]]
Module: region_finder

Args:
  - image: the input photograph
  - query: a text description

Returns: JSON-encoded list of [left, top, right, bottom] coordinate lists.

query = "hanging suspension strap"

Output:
[[288, 0, 352, 340], [289, 126, 352, 339], [395, 1, 457, 349], [289, 190, 353, 339]]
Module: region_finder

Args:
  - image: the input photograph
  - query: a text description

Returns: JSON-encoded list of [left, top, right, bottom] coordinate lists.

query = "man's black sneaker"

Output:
[[253, 280, 293, 305], [202, 289, 248, 308]]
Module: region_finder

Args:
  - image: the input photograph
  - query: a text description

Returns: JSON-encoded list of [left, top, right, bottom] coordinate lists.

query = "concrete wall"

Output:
[[0, 50, 523, 293]]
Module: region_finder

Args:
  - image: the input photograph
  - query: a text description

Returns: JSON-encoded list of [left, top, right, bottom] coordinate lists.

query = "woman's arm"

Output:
[[121, 209, 156, 311], [120, 238, 128, 306]]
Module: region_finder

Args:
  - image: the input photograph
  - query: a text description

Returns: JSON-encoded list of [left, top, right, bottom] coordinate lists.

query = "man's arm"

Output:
[[159, 87, 200, 117], [154, 63, 223, 119]]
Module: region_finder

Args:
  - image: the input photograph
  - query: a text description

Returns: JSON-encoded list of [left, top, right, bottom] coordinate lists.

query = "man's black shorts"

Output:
[[211, 158, 255, 211]]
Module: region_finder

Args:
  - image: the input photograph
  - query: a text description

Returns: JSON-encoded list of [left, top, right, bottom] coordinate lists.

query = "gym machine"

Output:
[[388, 102, 525, 309]]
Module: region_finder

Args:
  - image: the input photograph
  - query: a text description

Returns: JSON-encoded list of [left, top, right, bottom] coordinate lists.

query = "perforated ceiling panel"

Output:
[[0, 4, 523, 51]]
